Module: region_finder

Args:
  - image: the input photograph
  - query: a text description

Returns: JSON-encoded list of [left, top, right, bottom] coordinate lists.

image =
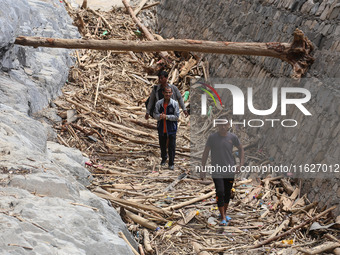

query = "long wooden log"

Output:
[[15, 28, 314, 77], [17, 35, 292, 54]]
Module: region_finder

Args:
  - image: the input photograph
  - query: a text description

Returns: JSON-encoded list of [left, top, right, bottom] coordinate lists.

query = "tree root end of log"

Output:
[[286, 28, 315, 79]]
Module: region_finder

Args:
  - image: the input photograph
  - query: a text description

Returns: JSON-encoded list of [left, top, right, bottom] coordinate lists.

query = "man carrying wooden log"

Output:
[[200, 120, 244, 226], [145, 70, 188, 119], [154, 85, 180, 170]]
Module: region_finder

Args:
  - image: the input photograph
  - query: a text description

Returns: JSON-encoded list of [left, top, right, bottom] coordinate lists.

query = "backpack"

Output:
[[145, 85, 158, 118]]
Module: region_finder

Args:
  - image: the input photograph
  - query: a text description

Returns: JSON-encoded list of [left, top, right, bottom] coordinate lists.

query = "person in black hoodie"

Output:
[[154, 85, 180, 170]]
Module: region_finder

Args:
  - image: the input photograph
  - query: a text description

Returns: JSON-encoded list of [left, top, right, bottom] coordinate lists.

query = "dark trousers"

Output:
[[159, 133, 176, 166], [213, 178, 234, 207]]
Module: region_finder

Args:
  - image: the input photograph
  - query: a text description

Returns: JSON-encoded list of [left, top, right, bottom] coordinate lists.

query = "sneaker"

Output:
[[160, 159, 166, 166], [168, 165, 174, 170]]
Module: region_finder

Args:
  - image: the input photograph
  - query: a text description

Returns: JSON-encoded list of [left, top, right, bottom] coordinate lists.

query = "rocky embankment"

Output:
[[0, 0, 135, 254]]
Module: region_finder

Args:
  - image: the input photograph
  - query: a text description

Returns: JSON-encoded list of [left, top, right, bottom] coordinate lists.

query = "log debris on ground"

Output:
[[51, 1, 338, 254]]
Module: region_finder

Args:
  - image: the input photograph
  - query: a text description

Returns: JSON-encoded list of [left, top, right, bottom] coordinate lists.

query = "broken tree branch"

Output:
[[143, 229, 154, 253], [15, 28, 314, 77], [324, 233, 340, 244], [65, 98, 104, 117], [113, 199, 168, 223], [100, 92, 129, 106], [280, 179, 294, 195], [133, 0, 149, 16], [93, 187, 178, 216], [291, 201, 318, 214], [192, 242, 211, 255], [163, 172, 187, 192], [122, 0, 170, 63], [119, 231, 139, 255], [268, 219, 289, 239], [94, 66, 101, 107], [248, 205, 337, 249], [141, 2, 160, 11], [100, 119, 156, 138], [125, 209, 158, 230], [165, 190, 215, 211], [88, 8, 113, 30], [166, 210, 197, 235], [138, 244, 145, 255], [297, 242, 340, 255]]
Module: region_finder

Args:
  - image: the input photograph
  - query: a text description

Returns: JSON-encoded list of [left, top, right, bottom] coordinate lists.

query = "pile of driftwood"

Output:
[[53, 1, 340, 254], [91, 173, 340, 254], [55, 0, 203, 162]]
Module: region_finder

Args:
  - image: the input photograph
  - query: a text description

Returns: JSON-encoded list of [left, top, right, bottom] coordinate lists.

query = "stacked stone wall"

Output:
[[158, 0, 340, 215]]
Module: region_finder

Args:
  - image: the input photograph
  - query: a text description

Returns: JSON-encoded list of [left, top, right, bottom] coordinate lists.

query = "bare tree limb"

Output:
[[14, 28, 314, 77], [248, 205, 337, 249], [122, 0, 170, 63]]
